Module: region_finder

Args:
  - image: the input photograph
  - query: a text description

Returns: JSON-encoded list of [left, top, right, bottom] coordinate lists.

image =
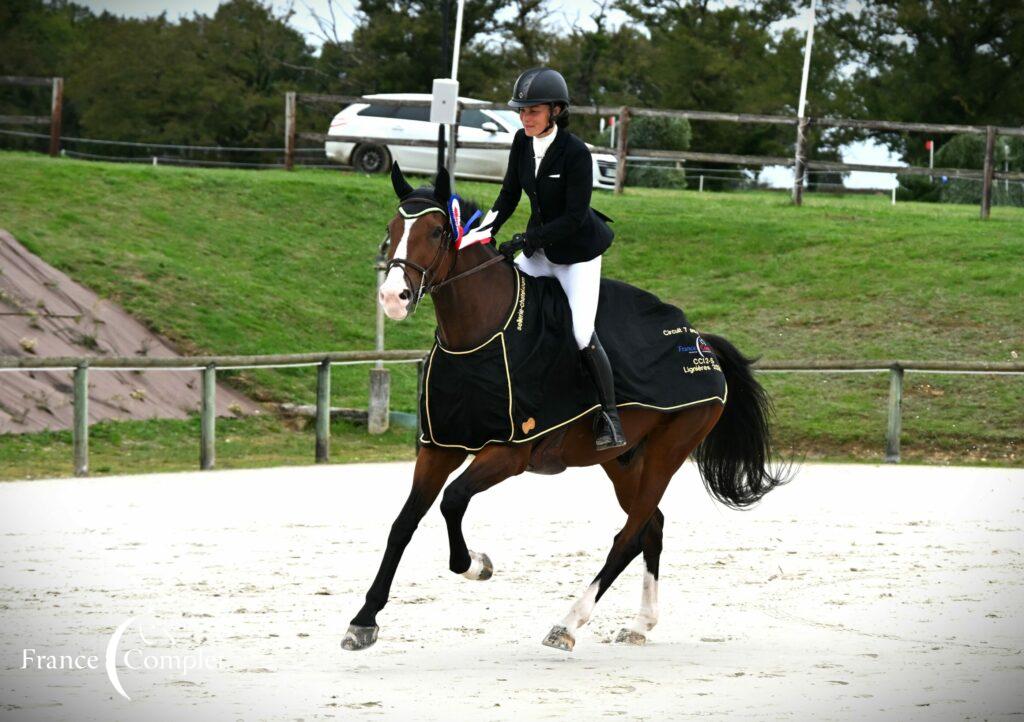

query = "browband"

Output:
[[397, 197, 446, 219]]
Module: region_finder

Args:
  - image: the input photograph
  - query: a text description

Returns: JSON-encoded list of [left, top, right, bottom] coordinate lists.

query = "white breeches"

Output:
[[515, 249, 601, 350]]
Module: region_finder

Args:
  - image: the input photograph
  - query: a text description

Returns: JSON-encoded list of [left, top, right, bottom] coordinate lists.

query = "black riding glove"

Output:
[[498, 233, 531, 260]]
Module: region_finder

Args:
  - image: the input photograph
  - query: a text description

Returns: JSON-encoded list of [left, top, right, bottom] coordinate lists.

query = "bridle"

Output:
[[382, 199, 506, 313]]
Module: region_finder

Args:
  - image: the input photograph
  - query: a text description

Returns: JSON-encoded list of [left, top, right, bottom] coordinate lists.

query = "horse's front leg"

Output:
[[440, 443, 531, 579], [342, 446, 466, 651]]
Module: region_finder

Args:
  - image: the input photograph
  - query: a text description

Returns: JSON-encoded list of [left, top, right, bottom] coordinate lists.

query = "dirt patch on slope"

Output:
[[0, 229, 260, 434]]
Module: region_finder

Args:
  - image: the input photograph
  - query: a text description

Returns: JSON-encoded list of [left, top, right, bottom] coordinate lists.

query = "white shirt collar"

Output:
[[532, 124, 558, 158]]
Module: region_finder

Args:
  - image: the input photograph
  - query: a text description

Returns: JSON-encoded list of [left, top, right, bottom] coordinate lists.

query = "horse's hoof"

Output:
[[462, 550, 493, 581], [615, 628, 647, 646], [542, 625, 575, 652], [341, 624, 379, 651]]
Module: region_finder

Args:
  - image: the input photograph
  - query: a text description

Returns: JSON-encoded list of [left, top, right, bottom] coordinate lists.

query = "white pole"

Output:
[[699, 175, 704, 193], [375, 261, 385, 370], [445, 0, 467, 183], [450, 0, 466, 80], [797, 0, 816, 121], [793, 0, 816, 203], [1004, 142, 1010, 193], [891, 186, 896, 205]]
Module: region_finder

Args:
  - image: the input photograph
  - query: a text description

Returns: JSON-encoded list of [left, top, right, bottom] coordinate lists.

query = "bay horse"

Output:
[[342, 164, 790, 653]]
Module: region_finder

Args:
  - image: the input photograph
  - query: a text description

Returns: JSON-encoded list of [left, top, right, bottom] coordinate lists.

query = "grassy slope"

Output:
[[0, 151, 1021, 477]]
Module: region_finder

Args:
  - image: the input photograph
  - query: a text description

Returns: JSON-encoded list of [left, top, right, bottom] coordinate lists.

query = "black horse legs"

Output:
[[343, 447, 465, 650], [439, 444, 530, 575], [543, 411, 711, 652]]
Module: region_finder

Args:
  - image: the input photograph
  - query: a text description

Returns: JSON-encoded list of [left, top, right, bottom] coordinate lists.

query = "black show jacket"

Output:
[[490, 127, 614, 265]]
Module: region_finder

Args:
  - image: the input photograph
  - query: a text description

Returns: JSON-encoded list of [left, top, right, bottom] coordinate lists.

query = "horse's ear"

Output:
[[391, 161, 413, 199], [433, 167, 451, 204]]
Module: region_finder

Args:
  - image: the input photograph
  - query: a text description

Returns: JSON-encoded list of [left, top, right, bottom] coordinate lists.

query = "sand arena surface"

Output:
[[0, 460, 1021, 720]]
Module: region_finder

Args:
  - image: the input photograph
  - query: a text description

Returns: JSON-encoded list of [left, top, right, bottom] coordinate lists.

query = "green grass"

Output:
[[0, 414, 415, 481], [0, 151, 1021, 477]]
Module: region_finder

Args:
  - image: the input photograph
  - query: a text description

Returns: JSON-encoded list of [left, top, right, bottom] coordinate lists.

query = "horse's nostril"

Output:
[[399, 289, 410, 301]]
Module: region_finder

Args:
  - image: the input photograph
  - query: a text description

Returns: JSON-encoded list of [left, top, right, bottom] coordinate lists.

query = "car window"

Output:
[[394, 106, 431, 123], [488, 110, 523, 131], [358, 104, 401, 119], [461, 109, 499, 130]]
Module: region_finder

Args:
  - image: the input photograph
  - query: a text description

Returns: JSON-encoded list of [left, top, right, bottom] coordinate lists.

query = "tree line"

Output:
[[1, 0, 1021, 173]]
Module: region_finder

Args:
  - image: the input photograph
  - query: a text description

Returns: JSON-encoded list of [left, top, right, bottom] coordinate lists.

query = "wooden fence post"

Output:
[[49, 77, 63, 157], [73, 364, 88, 476], [614, 106, 630, 195], [315, 359, 331, 463], [792, 116, 809, 205], [885, 364, 904, 463], [284, 91, 296, 171], [200, 364, 216, 470], [980, 125, 996, 220], [368, 367, 390, 434]]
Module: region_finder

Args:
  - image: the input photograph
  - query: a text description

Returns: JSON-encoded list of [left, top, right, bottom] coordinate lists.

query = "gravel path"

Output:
[[1, 461, 1021, 720]]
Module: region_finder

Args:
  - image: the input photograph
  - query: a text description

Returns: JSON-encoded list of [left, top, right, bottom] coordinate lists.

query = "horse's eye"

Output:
[[432, 226, 443, 239]]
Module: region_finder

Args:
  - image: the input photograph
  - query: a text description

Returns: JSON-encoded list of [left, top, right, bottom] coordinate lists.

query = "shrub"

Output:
[[597, 115, 692, 188], [923, 134, 1024, 207]]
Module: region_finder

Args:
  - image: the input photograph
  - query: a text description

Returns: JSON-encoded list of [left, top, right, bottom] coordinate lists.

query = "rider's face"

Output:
[[519, 104, 553, 137]]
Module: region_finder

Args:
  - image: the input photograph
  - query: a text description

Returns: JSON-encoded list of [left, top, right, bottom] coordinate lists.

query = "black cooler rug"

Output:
[[419, 267, 727, 451]]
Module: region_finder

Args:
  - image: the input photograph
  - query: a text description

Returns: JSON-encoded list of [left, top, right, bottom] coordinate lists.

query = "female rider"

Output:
[[484, 67, 625, 451]]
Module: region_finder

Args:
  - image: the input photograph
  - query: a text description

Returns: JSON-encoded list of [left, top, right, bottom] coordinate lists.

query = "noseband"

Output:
[[383, 199, 506, 313]]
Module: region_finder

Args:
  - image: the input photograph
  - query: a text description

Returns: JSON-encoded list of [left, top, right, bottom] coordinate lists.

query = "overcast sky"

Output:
[[81, 0, 633, 45], [80, 0, 862, 45]]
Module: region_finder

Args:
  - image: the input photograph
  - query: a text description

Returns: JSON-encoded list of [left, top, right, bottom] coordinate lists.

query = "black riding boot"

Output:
[[580, 332, 627, 451]]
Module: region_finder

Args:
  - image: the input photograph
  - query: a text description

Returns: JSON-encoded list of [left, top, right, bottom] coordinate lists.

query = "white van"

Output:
[[325, 92, 617, 190]]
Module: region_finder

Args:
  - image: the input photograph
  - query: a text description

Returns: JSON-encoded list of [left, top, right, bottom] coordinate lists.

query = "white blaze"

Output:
[[378, 217, 414, 320]]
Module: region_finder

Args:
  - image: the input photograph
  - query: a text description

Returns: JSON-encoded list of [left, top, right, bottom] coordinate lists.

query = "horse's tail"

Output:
[[693, 333, 793, 509]]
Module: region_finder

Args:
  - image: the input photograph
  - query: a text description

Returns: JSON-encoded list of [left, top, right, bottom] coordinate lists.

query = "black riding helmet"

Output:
[[508, 67, 570, 133]]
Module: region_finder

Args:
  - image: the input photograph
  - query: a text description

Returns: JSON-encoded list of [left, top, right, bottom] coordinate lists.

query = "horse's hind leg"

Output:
[[342, 446, 466, 651], [616, 510, 663, 645], [440, 443, 531, 578], [544, 406, 718, 652], [602, 455, 664, 646]]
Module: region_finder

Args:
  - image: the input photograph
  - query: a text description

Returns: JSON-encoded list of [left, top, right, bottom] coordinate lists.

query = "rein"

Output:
[[384, 201, 505, 311], [429, 254, 507, 292]]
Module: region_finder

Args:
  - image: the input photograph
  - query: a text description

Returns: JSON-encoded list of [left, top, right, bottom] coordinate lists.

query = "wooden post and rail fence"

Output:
[[287, 93, 1024, 219], [3, 78, 1018, 217], [1, 353, 1020, 476], [0, 76, 63, 157]]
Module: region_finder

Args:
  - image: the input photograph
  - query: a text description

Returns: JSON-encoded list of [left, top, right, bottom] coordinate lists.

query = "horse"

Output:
[[341, 163, 790, 653]]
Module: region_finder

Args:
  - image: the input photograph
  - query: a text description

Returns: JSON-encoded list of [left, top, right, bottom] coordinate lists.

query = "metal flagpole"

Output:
[[450, 0, 466, 78], [792, 0, 816, 205], [437, 0, 452, 175], [445, 0, 467, 180]]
